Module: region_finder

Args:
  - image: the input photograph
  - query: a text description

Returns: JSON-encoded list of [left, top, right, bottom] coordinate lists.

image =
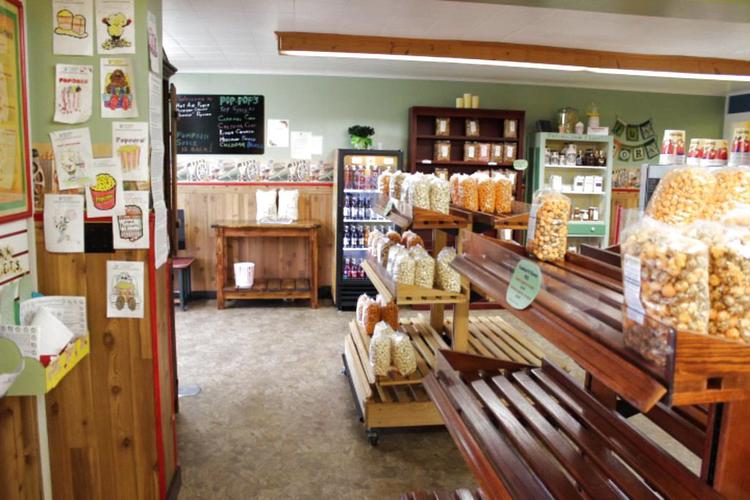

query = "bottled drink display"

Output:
[[343, 164, 381, 190], [343, 194, 383, 221], [342, 257, 366, 280]]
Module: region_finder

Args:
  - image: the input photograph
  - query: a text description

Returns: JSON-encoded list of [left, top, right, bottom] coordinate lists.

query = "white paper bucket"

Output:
[[234, 262, 255, 288]]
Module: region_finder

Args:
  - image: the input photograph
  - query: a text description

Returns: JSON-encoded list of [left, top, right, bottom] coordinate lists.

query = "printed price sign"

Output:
[[506, 259, 542, 310], [513, 159, 529, 171]]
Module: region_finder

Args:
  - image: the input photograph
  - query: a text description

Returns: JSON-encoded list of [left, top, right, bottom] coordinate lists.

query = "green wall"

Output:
[[28, 0, 161, 146], [172, 72, 724, 165]]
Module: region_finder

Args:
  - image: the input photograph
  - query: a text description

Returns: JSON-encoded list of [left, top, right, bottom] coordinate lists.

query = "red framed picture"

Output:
[[0, 0, 32, 223]]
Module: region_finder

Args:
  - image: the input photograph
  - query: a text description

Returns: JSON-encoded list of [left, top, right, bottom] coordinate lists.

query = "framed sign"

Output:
[[0, 0, 32, 223]]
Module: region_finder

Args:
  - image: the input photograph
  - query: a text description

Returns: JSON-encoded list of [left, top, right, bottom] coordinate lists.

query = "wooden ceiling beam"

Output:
[[276, 31, 750, 77]]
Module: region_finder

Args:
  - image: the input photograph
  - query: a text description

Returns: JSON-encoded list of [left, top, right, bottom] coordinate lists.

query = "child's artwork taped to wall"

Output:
[[43, 194, 84, 253], [100, 58, 137, 118], [54, 64, 93, 124], [53, 0, 94, 56], [95, 0, 135, 54], [106, 260, 144, 318]]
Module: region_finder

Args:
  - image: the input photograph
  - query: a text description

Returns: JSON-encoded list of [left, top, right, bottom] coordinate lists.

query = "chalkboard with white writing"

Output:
[[176, 94, 264, 154]]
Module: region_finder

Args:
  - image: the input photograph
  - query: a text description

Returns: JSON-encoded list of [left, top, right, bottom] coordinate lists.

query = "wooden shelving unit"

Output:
[[342, 201, 472, 443], [409, 106, 526, 200], [419, 232, 750, 497]]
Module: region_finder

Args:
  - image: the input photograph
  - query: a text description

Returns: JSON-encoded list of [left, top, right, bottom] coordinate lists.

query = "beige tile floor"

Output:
[[174, 300, 699, 499]]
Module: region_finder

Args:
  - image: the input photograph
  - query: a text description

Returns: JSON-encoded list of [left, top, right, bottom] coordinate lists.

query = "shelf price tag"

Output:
[[421, 159, 432, 164], [506, 259, 542, 310], [513, 159, 528, 171]]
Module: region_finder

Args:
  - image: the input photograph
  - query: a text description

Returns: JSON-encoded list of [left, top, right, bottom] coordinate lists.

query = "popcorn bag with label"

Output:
[[526, 188, 571, 262], [621, 217, 710, 367]]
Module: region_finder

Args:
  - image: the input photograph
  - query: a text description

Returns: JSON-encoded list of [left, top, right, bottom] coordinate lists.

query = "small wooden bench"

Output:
[[424, 351, 720, 499], [173, 257, 195, 311]]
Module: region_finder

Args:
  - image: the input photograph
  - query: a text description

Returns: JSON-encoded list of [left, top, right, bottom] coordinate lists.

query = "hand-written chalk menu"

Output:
[[176, 95, 264, 155]]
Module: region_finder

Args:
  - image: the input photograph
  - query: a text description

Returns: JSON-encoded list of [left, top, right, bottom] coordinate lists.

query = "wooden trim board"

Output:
[[277, 32, 750, 77]]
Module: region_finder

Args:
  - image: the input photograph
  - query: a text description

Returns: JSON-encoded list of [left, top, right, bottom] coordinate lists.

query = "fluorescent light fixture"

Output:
[[280, 49, 750, 82]]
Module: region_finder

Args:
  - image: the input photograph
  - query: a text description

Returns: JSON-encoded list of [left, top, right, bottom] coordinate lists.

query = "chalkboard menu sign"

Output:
[[176, 95, 264, 155]]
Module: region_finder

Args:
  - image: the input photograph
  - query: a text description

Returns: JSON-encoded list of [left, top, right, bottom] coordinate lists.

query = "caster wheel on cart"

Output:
[[366, 430, 379, 446]]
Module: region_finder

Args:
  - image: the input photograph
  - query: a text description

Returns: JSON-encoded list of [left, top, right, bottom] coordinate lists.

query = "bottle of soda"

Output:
[[343, 224, 350, 248], [344, 165, 351, 190], [343, 258, 350, 280], [357, 225, 364, 248], [357, 259, 365, 279], [363, 225, 370, 247], [343, 194, 351, 219]]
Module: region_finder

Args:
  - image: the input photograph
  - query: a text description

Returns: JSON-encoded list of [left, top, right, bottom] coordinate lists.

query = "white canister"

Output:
[[233, 262, 255, 288]]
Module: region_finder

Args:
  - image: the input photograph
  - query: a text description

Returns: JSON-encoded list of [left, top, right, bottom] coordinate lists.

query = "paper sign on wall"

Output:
[[43, 194, 84, 253], [95, 0, 135, 54], [267, 119, 290, 147], [100, 57, 138, 118], [147, 11, 160, 73], [54, 64, 93, 124], [113, 190, 149, 249], [150, 145, 165, 204], [311, 135, 323, 156], [84, 158, 125, 218], [49, 127, 94, 189], [52, 0, 94, 56], [154, 200, 169, 269], [290, 131, 312, 160], [112, 121, 149, 181], [106, 260, 144, 318]]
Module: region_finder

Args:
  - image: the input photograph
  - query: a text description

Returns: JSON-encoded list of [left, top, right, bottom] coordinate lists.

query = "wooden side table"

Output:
[[212, 220, 320, 309]]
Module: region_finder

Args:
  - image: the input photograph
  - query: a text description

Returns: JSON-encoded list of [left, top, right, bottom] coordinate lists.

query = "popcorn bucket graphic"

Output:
[[89, 173, 117, 210], [118, 145, 141, 173]]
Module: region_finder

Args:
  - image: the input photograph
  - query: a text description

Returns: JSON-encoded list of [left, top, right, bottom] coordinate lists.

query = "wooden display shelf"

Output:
[[452, 232, 750, 412], [415, 160, 514, 167], [223, 278, 311, 300], [348, 318, 448, 387], [423, 349, 720, 500], [362, 258, 466, 306], [372, 196, 469, 230], [342, 315, 551, 444], [450, 200, 531, 231], [213, 220, 319, 308]]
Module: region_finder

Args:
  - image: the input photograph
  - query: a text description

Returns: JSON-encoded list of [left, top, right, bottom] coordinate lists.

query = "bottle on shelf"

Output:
[[343, 194, 351, 219], [344, 165, 351, 190], [343, 224, 350, 248], [352, 195, 360, 220], [364, 197, 372, 219], [357, 225, 365, 248], [363, 225, 370, 247], [343, 258, 351, 280]]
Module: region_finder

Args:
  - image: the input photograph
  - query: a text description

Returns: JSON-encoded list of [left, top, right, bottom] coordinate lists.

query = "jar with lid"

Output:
[[564, 144, 577, 166]]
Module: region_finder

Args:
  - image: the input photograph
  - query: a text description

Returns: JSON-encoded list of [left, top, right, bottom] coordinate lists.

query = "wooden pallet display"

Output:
[[450, 200, 531, 232], [343, 317, 448, 443], [342, 200, 473, 443], [362, 258, 466, 305]]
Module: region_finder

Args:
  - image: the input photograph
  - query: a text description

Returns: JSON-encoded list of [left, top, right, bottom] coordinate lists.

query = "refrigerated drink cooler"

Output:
[[332, 149, 403, 310]]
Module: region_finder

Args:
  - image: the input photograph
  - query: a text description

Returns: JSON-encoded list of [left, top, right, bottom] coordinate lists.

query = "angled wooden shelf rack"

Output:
[[362, 258, 467, 306]]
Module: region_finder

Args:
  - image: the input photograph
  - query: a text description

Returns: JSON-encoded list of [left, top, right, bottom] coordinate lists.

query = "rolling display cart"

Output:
[[332, 149, 403, 310]]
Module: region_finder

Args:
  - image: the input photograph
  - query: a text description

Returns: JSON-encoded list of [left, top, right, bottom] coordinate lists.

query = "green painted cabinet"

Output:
[[531, 133, 614, 247]]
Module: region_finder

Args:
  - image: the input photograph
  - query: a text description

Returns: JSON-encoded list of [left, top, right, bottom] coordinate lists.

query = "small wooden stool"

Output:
[[173, 257, 195, 311]]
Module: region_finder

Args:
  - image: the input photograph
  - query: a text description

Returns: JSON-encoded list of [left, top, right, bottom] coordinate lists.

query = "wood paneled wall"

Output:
[[0, 396, 42, 500], [176, 184, 334, 292], [35, 223, 176, 500]]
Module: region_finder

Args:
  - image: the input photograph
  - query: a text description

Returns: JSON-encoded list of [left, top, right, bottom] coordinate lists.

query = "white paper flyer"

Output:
[[154, 200, 169, 268], [43, 194, 85, 253], [95, 0, 135, 54], [100, 58, 138, 118], [112, 121, 149, 181], [85, 158, 125, 218], [267, 119, 290, 148], [49, 127, 94, 189], [106, 260, 144, 318], [54, 64, 93, 124], [52, 0, 94, 56], [20, 296, 88, 340], [113, 191, 149, 249], [147, 11, 161, 73]]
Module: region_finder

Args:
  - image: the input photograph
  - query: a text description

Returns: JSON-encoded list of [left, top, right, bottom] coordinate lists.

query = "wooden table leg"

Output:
[[430, 228, 448, 333], [703, 399, 750, 496], [216, 230, 225, 310], [451, 226, 469, 352], [310, 227, 319, 308]]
